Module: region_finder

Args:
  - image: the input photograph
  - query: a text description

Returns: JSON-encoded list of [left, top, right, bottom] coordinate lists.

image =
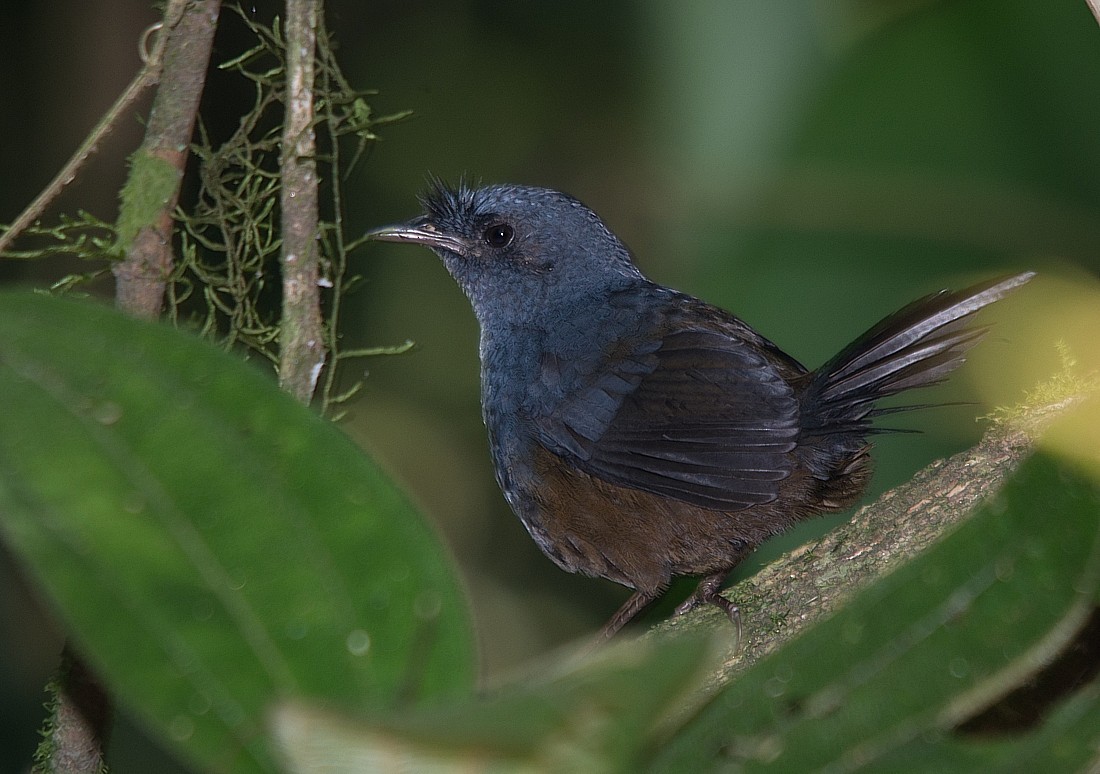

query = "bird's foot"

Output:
[[675, 573, 742, 647]]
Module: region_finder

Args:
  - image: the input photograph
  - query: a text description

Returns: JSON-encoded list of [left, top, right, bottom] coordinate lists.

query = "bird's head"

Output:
[[368, 180, 645, 324]]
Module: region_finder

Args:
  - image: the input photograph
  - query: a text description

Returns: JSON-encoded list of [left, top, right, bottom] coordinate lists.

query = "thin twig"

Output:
[[113, 0, 223, 319], [278, 0, 326, 404], [0, 2, 186, 256]]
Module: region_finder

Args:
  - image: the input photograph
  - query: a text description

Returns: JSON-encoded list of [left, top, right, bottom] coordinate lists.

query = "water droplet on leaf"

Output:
[[92, 401, 123, 425], [346, 629, 371, 656]]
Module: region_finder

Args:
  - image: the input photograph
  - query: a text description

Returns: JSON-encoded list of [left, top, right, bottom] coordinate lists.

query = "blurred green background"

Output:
[[3, 1, 1100, 770]]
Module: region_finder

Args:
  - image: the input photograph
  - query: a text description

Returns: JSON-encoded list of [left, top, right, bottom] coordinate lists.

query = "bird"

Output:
[[367, 180, 1033, 642]]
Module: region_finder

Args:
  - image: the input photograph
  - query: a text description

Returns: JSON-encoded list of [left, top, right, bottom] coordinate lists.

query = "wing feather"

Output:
[[533, 327, 801, 510]]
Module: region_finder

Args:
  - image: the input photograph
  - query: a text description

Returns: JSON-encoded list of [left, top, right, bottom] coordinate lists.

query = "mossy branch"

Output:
[[112, 0, 222, 320], [33, 648, 111, 774]]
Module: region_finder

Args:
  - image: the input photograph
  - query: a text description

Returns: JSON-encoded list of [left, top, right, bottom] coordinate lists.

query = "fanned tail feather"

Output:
[[802, 272, 1034, 435]]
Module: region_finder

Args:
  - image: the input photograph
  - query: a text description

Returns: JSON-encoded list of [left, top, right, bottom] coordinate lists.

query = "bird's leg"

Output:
[[674, 571, 742, 643], [673, 572, 728, 615], [596, 589, 658, 642]]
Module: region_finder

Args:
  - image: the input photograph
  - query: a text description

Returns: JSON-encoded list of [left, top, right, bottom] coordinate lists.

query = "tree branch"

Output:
[[112, 0, 221, 320], [278, 0, 326, 404]]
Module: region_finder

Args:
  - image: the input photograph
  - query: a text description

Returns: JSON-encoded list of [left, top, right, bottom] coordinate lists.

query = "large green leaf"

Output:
[[0, 292, 476, 773], [648, 447, 1100, 772]]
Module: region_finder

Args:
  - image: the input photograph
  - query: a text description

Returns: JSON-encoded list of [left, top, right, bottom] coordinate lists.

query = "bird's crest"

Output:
[[420, 175, 491, 227]]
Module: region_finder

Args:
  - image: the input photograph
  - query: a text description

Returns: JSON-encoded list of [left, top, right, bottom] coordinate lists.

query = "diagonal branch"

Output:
[[112, 0, 222, 320]]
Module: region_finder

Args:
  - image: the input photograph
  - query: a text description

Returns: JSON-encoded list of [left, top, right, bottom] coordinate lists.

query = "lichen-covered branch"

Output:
[[112, 0, 221, 320], [278, 0, 326, 404]]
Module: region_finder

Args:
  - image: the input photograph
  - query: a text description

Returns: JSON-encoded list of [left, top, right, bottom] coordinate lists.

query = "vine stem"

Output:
[[0, 2, 185, 256], [278, 0, 326, 404]]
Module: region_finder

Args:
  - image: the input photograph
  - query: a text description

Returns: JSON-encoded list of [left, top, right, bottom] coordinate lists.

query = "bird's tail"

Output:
[[801, 271, 1034, 437]]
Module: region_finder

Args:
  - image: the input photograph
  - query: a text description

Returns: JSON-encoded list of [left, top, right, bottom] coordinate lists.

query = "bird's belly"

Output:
[[507, 444, 814, 593]]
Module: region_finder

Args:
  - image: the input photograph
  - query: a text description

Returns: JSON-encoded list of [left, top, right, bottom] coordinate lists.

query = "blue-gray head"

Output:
[[368, 181, 645, 325]]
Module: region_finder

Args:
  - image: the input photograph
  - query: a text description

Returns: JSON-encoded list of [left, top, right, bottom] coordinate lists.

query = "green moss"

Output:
[[981, 341, 1100, 426], [30, 667, 62, 774], [113, 150, 181, 256]]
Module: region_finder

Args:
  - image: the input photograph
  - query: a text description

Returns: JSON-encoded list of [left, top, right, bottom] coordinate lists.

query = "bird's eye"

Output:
[[483, 223, 514, 248]]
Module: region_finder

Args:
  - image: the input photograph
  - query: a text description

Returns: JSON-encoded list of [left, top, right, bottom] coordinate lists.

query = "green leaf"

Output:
[[649, 448, 1100, 772], [0, 292, 476, 774], [272, 630, 718, 774]]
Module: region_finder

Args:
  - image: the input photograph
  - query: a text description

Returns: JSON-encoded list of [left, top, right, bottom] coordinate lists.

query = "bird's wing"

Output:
[[532, 326, 801, 510]]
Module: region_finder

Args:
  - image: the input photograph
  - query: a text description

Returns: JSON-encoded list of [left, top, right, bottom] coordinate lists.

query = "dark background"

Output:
[[3, 1, 1099, 770]]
